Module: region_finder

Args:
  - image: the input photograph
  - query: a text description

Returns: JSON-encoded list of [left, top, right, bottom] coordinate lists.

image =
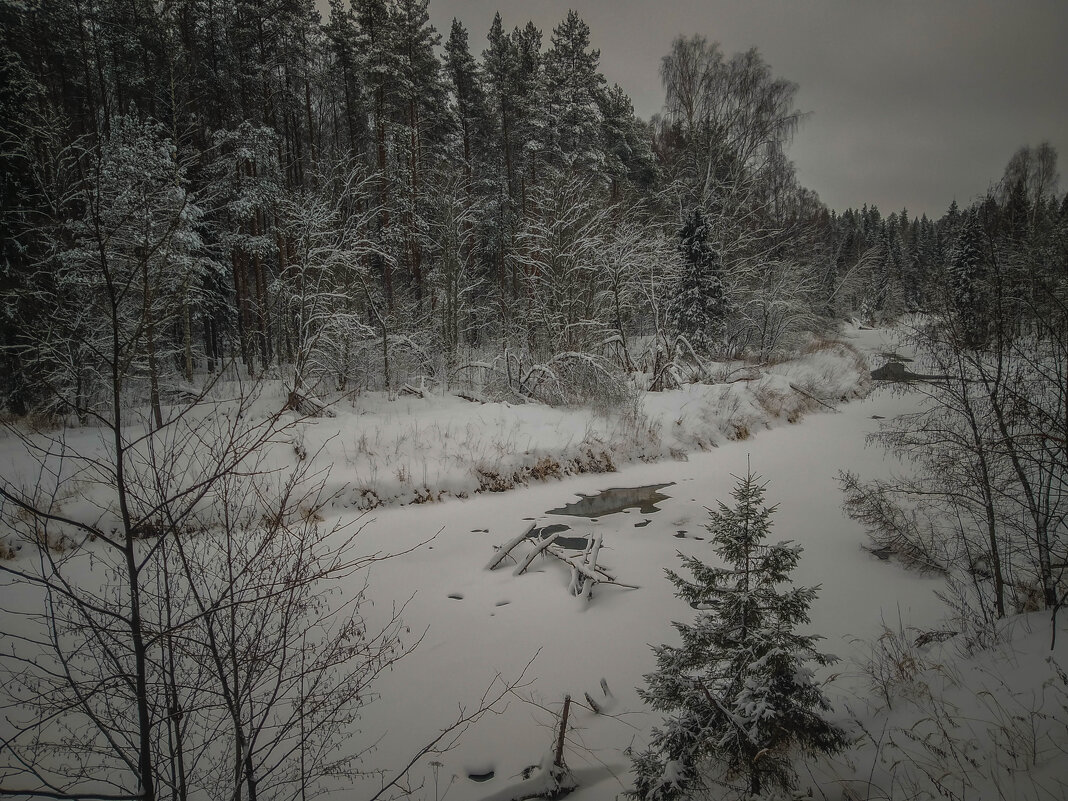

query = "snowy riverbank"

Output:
[[330, 323, 1066, 801], [5, 323, 1064, 801], [284, 333, 871, 511]]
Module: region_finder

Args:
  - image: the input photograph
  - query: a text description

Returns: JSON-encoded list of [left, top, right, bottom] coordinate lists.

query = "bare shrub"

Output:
[[849, 630, 1068, 801], [839, 470, 953, 574], [861, 616, 930, 709]]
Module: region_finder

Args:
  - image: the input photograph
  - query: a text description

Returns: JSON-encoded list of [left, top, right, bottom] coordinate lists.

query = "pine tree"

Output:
[[444, 18, 490, 182], [511, 20, 547, 197], [483, 12, 521, 201], [544, 10, 605, 174], [324, 0, 371, 160], [665, 208, 728, 355], [632, 470, 847, 800], [392, 0, 448, 305], [599, 83, 655, 198]]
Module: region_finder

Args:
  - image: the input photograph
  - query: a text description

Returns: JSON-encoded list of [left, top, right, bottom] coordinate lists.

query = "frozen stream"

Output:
[[344, 373, 947, 800]]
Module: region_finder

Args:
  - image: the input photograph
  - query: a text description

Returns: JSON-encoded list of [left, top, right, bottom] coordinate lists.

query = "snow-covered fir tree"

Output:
[[632, 470, 847, 800], [665, 207, 728, 355], [874, 221, 906, 319], [948, 208, 989, 348]]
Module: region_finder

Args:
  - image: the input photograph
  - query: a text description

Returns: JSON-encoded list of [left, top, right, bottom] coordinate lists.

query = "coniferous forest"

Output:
[[3, 0, 1061, 413], [2, 2, 1067, 801]]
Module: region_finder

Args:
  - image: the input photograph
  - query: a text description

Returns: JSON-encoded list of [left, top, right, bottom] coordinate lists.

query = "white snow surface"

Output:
[[339, 326, 942, 800], [4, 324, 1066, 800]]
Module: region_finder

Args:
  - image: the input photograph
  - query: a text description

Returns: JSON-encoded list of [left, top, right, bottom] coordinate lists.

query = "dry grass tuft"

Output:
[[529, 456, 562, 481]]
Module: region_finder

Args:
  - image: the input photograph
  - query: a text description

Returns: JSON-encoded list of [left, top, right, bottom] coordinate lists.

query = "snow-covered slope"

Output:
[[287, 335, 871, 510]]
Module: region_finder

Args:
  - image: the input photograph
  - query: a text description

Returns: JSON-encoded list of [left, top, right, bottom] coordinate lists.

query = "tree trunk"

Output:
[[381, 317, 390, 392], [183, 295, 194, 382], [955, 352, 1007, 617], [304, 77, 318, 174], [251, 206, 271, 373], [143, 258, 163, 430], [104, 239, 157, 801], [375, 88, 393, 311]]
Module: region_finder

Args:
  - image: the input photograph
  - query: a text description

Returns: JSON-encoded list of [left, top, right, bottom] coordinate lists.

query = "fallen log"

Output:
[[486, 523, 536, 570], [514, 530, 561, 576]]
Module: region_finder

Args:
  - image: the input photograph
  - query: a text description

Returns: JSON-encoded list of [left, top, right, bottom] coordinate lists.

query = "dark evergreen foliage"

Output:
[[2, 0, 846, 411], [2, 0, 1063, 413], [632, 471, 847, 800], [666, 208, 728, 354], [948, 209, 990, 348]]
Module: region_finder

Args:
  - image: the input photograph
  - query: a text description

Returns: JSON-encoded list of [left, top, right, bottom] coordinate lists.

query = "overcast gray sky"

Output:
[[421, 1, 1068, 217], [320, 1, 1067, 217]]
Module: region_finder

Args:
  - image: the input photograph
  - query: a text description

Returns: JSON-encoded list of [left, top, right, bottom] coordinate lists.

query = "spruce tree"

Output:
[[665, 207, 727, 355], [632, 470, 847, 800], [875, 222, 905, 319], [948, 209, 989, 348]]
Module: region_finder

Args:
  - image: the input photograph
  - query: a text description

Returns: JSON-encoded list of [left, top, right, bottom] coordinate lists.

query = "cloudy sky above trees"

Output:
[[413, 0, 1068, 217]]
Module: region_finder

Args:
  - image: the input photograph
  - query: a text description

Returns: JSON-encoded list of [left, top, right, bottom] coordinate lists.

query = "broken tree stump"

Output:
[[554, 695, 571, 770]]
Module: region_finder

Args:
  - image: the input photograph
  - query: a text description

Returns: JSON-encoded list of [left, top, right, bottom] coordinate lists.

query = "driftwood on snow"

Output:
[[488, 526, 638, 598], [486, 523, 536, 570]]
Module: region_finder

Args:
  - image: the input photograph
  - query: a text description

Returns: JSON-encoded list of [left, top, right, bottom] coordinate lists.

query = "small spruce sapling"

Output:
[[632, 470, 847, 799]]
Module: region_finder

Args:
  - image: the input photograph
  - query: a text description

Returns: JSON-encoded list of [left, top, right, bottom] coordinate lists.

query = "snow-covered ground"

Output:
[[4, 324, 1065, 800], [343, 325, 959, 800], [284, 336, 871, 511], [337, 324, 1066, 801]]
